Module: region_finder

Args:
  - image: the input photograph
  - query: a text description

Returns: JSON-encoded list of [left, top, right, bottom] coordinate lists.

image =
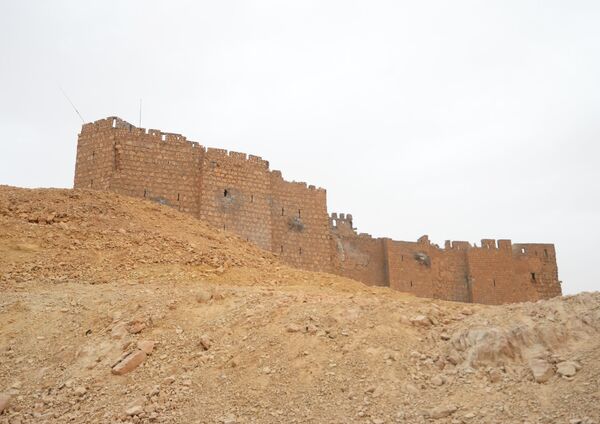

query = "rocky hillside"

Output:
[[0, 186, 598, 424]]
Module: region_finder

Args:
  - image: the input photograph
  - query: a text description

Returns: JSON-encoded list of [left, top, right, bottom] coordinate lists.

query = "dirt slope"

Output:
[[0, 186, 598, 424]]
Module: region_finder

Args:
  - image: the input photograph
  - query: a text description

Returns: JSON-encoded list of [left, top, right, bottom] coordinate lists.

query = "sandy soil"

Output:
[[0, 186, 598, 424]]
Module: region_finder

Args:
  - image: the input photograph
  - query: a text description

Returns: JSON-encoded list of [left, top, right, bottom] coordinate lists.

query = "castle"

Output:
[[74, 117, 562, 304]]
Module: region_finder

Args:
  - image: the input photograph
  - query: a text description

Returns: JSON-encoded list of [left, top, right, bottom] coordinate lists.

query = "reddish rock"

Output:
[[111, 350, 147, 375]]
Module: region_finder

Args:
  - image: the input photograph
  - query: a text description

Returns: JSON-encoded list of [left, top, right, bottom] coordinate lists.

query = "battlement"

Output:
[[74, 116, 561, 305]]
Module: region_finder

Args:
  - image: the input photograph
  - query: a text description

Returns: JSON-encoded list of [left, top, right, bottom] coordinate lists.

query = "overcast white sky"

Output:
[[1, 1, 599, 295]]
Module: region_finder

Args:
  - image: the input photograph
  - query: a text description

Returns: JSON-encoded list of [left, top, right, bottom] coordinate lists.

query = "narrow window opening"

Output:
[[143, 189, 147, 198], [544, 249, 548, 258], [299, 247, 302, 255], [224, 189, 228, 197], [92, 151, 95, 159], [493, 279, 496, 287], [280, 245, 284, 253], [90, 179, 93, 188], [401, 255, 403, 261], [281, 207, 284, 216], [410, 281, 413, 287], [531, 272, 536, 282], [298, 209, 301, 218], [177, 193, 180, 201], [250, 195, 254, 203]]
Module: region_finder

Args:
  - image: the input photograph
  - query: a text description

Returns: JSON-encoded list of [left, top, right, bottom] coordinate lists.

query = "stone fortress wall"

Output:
[[74, 117, 562, 304]]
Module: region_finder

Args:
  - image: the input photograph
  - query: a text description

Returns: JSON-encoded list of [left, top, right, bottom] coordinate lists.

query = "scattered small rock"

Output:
[[426, 405, 458, 419], [199, 334, 212, 350], [195, 290, 212, 303], [127, 320, 146, 334], [431, 375, 445, 386], [556, 361, 578, 377], [410, 315, 432, 327], [286, 323, 301, 333], [111, 350, 147, 375], [137, 340, 155, 355], [73, 386, 87, 396], [529, 358, 554, 383], [125, 404, 144, 416]]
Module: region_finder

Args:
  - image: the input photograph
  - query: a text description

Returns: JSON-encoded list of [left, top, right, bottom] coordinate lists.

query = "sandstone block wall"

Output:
[[74, 116, 562, 304]]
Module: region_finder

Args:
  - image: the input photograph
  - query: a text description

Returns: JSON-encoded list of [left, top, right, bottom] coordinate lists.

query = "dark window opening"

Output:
[[299, 247, 302, 255], [177, 193, 180, 201], [298, 209, 301, 218], [281, 207, 284, 216], [143, 189, 147, 198], [531, 272, 536, 282], [493, 279, 496, 287], [92, 151, 95, 159], [401, 255, 403, 261], [410, 281, 413, 287], [250, 195, 254, 203], [90, 179, 93, 188], [224, 189, 228, 197], [280, 245, 284, 253]]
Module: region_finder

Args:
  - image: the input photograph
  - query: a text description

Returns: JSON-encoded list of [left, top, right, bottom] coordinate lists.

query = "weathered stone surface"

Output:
[[137, 340, 155, 355], [529, 358, 554, 383], [410, 315, 431, 327], [556, 361, 578, 377], [111, 350, 147, 375]]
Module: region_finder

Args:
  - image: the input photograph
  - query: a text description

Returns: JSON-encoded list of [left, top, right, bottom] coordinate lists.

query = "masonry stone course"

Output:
[[74, 116, 562, 304]]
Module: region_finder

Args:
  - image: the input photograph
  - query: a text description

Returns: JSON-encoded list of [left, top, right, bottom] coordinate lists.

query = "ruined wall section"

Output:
[[384, 237, 471, 302], [270, 172, 331, 271], [74, 118, 118, 190], [330, 214, 388, 286], [111, 120, 204, 217], [198, 149, 272, 251], [512, 243, 561, 300], [466, 240, 537, 304]]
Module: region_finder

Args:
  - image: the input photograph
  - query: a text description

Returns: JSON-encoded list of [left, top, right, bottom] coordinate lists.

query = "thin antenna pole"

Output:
[[139, 98, 142, 127], [58, 85, 85, 123]]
